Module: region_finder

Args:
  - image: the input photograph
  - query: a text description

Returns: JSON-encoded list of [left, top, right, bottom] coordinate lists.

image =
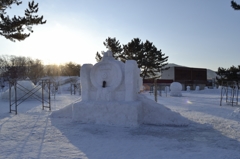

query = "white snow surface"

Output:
[[0, 88, 240, 159]]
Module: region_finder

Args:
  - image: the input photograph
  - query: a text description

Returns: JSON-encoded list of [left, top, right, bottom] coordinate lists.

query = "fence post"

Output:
[[154, 79, 157, 102]]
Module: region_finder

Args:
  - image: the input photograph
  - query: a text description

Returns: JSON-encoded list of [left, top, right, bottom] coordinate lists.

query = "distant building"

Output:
[[143, 64, 218, 91], [143, 79, 173, 92], [160, 64, 218, 90]]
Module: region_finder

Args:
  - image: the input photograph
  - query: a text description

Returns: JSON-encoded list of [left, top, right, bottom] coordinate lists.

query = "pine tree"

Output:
[[96, 37, 169, 79], [122, 38, 143, 63], [95, 51, 103, 62], [216, 66, 240, 87], [95, 37, 123, 61], [123, 38, 169, 79], [231, 0, 240, 10], [216, 67, 227, 86], [227, 66, 240, 87], [0, 0, 46, 42], [103, 37, 123, 60]]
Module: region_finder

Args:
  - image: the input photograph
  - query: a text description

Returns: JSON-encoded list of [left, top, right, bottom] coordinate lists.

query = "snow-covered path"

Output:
[[0, 92, 240, 159]]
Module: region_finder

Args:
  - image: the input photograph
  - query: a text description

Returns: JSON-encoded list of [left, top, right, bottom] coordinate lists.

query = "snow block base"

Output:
[[72, 101, 143, 127]]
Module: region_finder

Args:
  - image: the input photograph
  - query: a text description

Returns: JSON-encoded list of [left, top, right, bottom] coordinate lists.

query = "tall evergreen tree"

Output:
[[228, 66, 240, 86], [103, 37, 123, 60], [0, 0, 46, 42], [123, 38, 169, 79], [216, 67, 228, 85], [216, 65, 240, 87], [96, 37, 169, 79], [95, 37, 123, 62], [121, 38, 143, 63], [231, 0, 240, 10]]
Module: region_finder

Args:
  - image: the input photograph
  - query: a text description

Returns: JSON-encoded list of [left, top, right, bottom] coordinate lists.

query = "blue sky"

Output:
[[1, 0, 240, 71]]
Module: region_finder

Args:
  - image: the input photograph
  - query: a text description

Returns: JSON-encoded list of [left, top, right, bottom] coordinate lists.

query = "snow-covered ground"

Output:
[[0, 88, 240, 159]]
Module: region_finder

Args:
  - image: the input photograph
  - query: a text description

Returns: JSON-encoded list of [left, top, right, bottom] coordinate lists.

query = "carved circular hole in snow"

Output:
[[90, 61, 123, 91]]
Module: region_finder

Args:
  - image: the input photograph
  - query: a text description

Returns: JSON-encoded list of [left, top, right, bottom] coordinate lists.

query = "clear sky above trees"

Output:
[[0, 0, 240, 71]]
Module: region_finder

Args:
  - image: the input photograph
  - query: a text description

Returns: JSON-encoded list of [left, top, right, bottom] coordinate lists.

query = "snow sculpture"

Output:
[[186, 86, 191, 91], [170, 82, 182, 97], [80, 51, 140, 102], [73, 50, 142, 126], [195, 86, 200, 91], [53, 50, 189, 127]]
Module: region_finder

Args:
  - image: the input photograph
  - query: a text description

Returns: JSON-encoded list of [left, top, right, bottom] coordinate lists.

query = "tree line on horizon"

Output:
[[216, 65, 240, 88], [0, 55, 81, 83]]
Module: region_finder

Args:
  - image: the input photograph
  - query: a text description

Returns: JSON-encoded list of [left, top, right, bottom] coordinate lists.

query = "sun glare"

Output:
[[14, 23, 100, 66], [186, 100, 192, 104]]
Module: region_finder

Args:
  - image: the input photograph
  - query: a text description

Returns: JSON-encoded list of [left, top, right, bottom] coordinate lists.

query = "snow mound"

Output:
[[51, 98, 81, 118], [50, 103, 73, 118], [138, 94, 189, 126], [169, 82, 182, 97], [0, 80, 47, 100]]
